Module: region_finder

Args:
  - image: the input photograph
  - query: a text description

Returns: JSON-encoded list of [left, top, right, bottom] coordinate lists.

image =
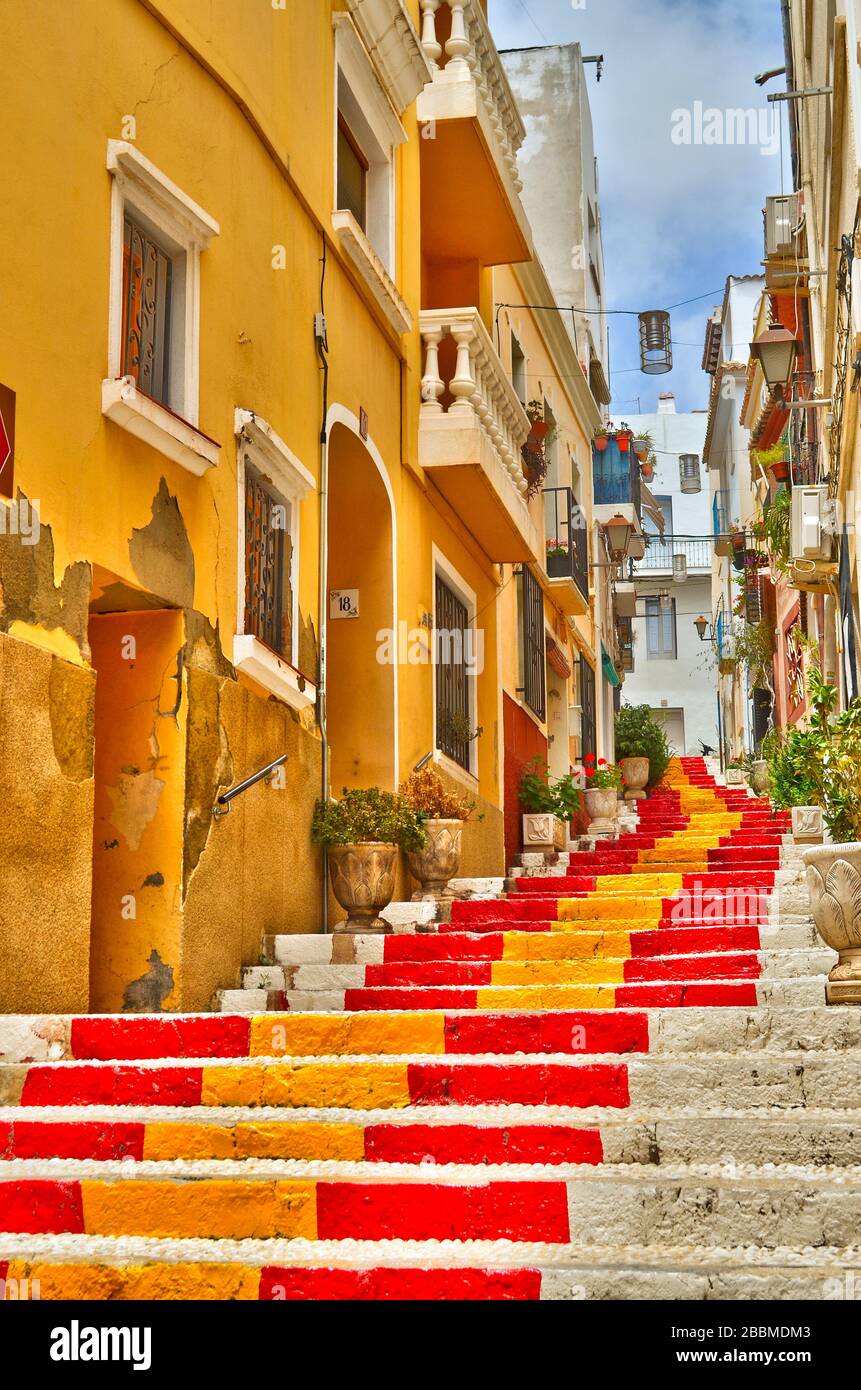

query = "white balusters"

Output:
[[445, 2, 472, 77], [420, 326, 444, 412], [420, 310, 530, 499], [419, 0, 441, 72]]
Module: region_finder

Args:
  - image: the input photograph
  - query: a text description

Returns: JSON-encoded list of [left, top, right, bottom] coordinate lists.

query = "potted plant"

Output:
[[519, 756, 581, 851], [640, 454, 656, 482], [632, 430, 653, 462], [545, 536, 571, 577], [580, 754, 623, 835], [754, 441, 790, 484], [614, 702, 671, 802], [312, 787, 426, 932], [730, 528, 746, 553], [725, 759, 746, 786], [593, 423, 609, 452], [400, 767, 475, 901], [616, 425, 632, 454], [526, 399, 549, 440], [766, 667, 861, 1001], [762, 487, 792, 574]]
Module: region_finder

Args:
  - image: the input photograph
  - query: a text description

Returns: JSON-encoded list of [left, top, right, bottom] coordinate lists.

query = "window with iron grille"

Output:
[[121, 212, 173, 408], [435, 573, 472, 770], [520, 565, 546, 720], [579, 655, 596, 761], [244, 467, 292, 659]]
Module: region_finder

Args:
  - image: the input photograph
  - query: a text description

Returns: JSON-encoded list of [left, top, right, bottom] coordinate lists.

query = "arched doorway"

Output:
[[326, 412, 397, 793]]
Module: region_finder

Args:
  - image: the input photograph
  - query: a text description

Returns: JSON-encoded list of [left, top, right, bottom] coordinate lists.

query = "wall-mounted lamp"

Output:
[[749, 322, 799, 391], [694, 614, 712, 642]]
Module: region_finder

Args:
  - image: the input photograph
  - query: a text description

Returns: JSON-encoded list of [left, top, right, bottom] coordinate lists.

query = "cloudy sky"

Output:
[[488, 0, 787, 413]]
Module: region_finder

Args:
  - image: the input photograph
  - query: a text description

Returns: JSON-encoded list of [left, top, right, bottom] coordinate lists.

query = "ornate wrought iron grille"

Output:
[[435, 574, 471, 770], [122, 213, 172, 406], [520, 565, 546, 720], [244, 468, 291, 658]]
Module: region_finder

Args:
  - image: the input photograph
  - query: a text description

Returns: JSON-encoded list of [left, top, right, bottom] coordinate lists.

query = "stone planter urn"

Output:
[[725, 767, 745, 786], [328, 842, 398, 933], [406, 818, 463, 901], [584, 787, 618, 837], [751, 759, 770, 796], [620, 756, 649, 803], [804, 842, 861, 1004], [792, 805, 824, 844], [522, 812, 566, 852]]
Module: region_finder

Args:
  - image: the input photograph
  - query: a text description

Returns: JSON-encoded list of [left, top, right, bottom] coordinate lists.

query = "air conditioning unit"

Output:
[[790, 484, 835, 561], [764, 192, 803, 258]]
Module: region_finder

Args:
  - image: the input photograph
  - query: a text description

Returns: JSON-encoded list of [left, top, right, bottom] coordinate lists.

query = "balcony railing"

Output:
[[543, 485, 589, 609], [419, 307, 539, 561], [419, 0, 525, 189], [632, 537, 713, 573], [592, 437, 642, 524], [416, 1, 530, 264]]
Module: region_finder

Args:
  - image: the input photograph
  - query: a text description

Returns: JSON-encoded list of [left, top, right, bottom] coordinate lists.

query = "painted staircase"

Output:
[[1, 757, 860, 1300]]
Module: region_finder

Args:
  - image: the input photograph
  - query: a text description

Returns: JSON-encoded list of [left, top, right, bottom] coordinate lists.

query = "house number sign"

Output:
[[329, 588, 359, 619]]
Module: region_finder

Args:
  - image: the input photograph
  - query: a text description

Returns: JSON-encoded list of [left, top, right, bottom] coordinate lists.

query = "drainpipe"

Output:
[[315, 238, 330, 933], [779, 0, 799, 186]]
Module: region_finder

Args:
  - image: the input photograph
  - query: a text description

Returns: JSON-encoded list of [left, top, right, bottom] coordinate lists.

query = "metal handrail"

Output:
[[213, 754, 288, 818]]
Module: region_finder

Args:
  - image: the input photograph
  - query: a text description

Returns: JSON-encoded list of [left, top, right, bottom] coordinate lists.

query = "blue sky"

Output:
[[488, 0, 787, 413]]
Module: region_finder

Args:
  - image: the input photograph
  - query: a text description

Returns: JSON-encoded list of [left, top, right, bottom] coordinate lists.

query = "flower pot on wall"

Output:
[[640, 464, 655, 482], [593, 434, 608, 452], [522, 812, 566, 852], [328, 842, 398, 933], [620, 756, 649, 803], [770, 460, 790, 483], [406, 818, 463, 901], [583, 788, 618, 837], [792, 805, 825, 844], [804, 843, 861, 1004]]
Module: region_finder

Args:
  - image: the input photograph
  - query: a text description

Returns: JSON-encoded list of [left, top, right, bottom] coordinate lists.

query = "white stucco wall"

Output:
[[619, 398, 718, 753]]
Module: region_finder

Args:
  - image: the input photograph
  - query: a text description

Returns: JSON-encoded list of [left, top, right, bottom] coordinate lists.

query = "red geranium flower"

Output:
[[598, 757, 607, 765]]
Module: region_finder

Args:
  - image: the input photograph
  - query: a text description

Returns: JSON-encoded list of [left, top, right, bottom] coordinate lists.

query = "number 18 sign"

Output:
[[329, 588, 359, 619]]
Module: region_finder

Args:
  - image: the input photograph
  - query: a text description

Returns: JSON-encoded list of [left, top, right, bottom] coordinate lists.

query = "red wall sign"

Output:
[[0, 383, 15, 498]]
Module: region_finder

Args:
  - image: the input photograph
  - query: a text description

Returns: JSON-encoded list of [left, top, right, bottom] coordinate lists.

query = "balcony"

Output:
[[592, 435, 643, 531], [542, 486, 590, 615], [416, 1, 531, 266], [419, 307, 539, 562], [632, 537, 713, 575]]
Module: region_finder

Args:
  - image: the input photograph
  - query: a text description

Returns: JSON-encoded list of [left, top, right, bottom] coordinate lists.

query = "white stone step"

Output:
[[242, 967, 287, 990], [3, 1231, 859, 1300]]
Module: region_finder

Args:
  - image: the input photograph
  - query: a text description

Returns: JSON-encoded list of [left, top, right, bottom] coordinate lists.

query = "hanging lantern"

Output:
[[638, 310, 672, 375], [679, 453, 702, 493], [672, 553, 688, 583], [694, 615, 709, 641], [658, 588, 672, 611]]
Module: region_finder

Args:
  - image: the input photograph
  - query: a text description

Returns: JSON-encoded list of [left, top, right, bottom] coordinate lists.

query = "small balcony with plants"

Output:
[[541, 484, 590, 615]]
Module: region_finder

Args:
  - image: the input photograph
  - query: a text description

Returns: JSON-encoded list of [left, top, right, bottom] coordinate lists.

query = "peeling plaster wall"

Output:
[[0, 632, 94, 1012], [88, 610, 186, 1013], [181, 667, 323, 1011]]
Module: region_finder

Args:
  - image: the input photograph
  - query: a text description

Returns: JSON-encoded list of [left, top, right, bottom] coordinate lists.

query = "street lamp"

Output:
[[603, 515, 635, 561], [638, 310, 673, 374], [694, 614, 710, 641], [749, 322, 799, 391]]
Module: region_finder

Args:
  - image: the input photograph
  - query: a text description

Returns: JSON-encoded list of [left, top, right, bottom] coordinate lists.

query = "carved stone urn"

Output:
[[804, 842, 861, 1004], [406, 818, 463, 901], [328, 842, 398, 933], [620, 756, 649, 803], [522, 812, 566, 852], [750, 759, 770, 796], [584, 788, 618, 837], [725, 767, 745, 786]]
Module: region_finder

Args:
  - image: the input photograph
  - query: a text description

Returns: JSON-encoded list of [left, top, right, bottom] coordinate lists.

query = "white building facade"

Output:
[[619, 394, 714, 755]]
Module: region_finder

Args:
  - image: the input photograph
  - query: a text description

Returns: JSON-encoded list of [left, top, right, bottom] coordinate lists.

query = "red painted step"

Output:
[[258, 1266, 542, 1300]]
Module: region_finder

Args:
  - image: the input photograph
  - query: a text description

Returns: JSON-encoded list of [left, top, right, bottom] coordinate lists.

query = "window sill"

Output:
[[101, 378, 219, 476], [332, 209, 412, 336], [434, 749, 479, 792], [233, 634, 316, 713]]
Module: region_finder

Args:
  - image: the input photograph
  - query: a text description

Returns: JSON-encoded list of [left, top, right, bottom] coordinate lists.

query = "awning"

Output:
[[639, 479, 666, 535], [545, 633, 572, 680], [601, 642, 621, 687]]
